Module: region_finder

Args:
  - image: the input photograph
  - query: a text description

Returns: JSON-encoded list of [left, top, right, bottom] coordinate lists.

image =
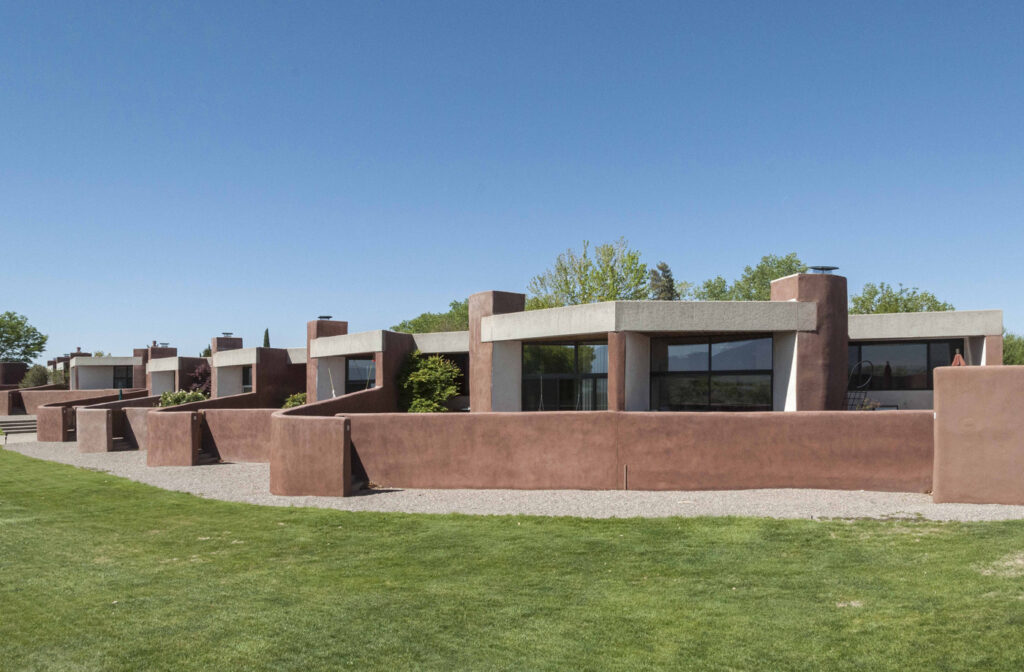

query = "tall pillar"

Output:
[[607, 332, 626, 411], [469, 291, 525, 412], [769, 273, 848, 411], [984, 335, 1003, 366], [210, 336, 243, 400], [305, 320, 348, 402]]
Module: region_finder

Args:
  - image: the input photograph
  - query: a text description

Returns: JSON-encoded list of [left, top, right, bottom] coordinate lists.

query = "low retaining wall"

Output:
[[147, 411, 202, 466], [933, 366, 1024, 504], [0, 384, 65, 415], [345, 411, 933, 493], [203, 409, 276, 462], [270, 414, 351, 496], [264, 409, 934, 497], [37, 390, 148, 442], [77, 396, 160, 453]]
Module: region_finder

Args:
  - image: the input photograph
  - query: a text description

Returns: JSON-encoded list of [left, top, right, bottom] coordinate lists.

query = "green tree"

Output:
[[649, 262, 681, 301], [0, 312, 48, 363], [392, 299, 469, 333], [1003, 332, 1024, 365], [527, 238, 648, 308], [19, 365, 49, 388], [263, 329, 271, 347], [849, 282, 954, 314], [200, 346, 212, 358], [92, 350, 106, 358], [397, 350, 462, 412], [691, 253, 807, 301]]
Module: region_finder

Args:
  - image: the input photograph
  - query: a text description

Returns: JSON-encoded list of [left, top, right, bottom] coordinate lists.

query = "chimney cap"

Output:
[[317, 315, 333, 320], [809, 265, 839, 274], [221, 332, 233, 338]]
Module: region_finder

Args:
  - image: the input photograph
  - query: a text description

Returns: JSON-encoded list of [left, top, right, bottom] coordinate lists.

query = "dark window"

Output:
[[241, 365, 253, 393], [112, 366, 133, 389], [650, 336, 773, 411], [522, 342, 608, 411], [346, 357, 376, 395], [848, 339, 964, 391]]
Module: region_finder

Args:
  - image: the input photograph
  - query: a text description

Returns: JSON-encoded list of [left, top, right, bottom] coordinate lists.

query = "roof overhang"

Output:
[[848, 310, 1003, 341], [481, 301, 817, 342], [70, 356, 140, 368]]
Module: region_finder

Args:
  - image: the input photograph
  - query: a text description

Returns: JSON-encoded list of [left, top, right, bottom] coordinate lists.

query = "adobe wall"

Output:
[[203, 409, 276, 462], [147, 411, 202, 466], [306, 320, 349, 402], [269, 414, 351, 496], [469, 291, 526, 412], [0, 384, 65, 415], [933, 366, 1024, 504], [254, 348, 306, 408], [76, 395, 160, 452], [21, 388, 128, 416], [36, 389, 148, 442], [124, 407, 153, 451], [344, 410, 933, 493]]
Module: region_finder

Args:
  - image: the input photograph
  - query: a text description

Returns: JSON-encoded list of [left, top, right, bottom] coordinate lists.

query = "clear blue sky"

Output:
[[3, 1, 1022, 362]]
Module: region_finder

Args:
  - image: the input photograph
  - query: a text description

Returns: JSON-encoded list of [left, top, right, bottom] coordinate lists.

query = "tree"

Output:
[[0, 312, 48, 363], [1003, 332, 1024, 365], [691, 253, 807, 301], [92, 350, 106, 358], [189, 361, 212, 396], [200, 345, 212, 357], [263, 329, 271, 347], [392, 299, 469, 333], [397, 350, 462, 412], [649, 262, 680, 301], [19, 365, 49, 388], [849, 282, 954, 314], [527, 238, 648, 308]]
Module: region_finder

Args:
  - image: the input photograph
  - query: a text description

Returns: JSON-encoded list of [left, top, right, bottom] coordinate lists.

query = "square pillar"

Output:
[[469, 291, 525, 412], [984, 335, 1003, 365], [607, 332, 626, 411]]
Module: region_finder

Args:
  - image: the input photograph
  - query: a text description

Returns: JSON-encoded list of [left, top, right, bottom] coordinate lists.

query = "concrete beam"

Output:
[[411, 331, 470, 353], [310, 330, 386, 358], [848, 310, 1003, 340]]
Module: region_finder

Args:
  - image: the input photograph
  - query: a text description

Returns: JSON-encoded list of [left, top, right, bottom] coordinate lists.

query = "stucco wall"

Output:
[[203, 409, 275, 462], [933, 366, 1024, 504], [340, 410, 933, 493]]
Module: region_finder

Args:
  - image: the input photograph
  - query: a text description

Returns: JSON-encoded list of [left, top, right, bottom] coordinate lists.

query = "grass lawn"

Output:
[[2, 450, 1024, 671]]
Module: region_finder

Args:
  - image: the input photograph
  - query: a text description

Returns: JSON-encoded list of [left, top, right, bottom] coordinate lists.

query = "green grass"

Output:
[[2, 450, 1024, 671]]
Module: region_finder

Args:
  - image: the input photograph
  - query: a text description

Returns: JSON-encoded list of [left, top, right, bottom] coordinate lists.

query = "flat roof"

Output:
[[849, 310, 1003, 340], [481, 300, 818, 342], [211, 347, 306, 368], [70, 356, 140, 368]]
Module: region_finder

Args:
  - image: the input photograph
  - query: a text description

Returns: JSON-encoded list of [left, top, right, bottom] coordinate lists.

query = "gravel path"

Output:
[[6, 439, 1024, 521]]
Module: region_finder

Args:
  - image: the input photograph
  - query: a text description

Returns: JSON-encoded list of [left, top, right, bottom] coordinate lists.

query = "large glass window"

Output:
[[651, 336, 773, 411], [346, 357, 376, 395], [112, 366, 133, 389], [848, 339, 964, 391], [522, 342, 608, 411], [241, 365, 253, 393]]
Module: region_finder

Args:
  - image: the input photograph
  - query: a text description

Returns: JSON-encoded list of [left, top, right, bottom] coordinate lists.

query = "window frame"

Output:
[[521, 340, 609, 412], [345, 356, 377, 395], [649, 335, 774, 412], [848, 338, 965, 391], [241, 365, 253, 394], [112, 365, 133, 390]]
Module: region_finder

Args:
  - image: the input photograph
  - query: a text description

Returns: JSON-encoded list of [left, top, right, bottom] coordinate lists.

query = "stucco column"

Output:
[[305, 320, 348, 401], [769, 273, 848, 411], [210, 336, 243, 400], [469, 291, 526, 412], [984, 335, 1003, 365], [607, 332, 626, 411]]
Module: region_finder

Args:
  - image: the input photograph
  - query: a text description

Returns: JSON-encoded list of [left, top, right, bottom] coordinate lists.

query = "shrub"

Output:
[[159, 390, 208, 407], [48, 368, 68, 386], [282, 392, 306, 409], [397, 350, 462, 413], [19, 365, 49, 388]]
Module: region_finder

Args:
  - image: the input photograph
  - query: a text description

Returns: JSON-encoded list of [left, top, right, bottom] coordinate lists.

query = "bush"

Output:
[[48, 368, 68, 386], [19, 365, 49, 388], [159, 390, 208, 407], [282, 392, 306, 409], [397, 350, 462, 413]]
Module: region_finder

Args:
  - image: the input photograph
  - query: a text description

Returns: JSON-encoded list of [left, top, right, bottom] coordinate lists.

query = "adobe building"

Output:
[[147, 355, 208, 396], [69, 342, 177, 391]]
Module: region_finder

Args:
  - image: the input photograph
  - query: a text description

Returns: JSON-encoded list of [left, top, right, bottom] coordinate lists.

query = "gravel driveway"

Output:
[[6, 439, 1024, 521]]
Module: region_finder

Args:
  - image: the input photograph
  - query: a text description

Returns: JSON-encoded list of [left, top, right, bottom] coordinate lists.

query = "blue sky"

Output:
[[2, 1, 1022, 361]]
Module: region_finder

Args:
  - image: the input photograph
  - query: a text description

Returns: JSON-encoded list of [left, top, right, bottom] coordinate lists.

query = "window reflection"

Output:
[[522, 341, 608, 411], [651, 335, 773, 411]]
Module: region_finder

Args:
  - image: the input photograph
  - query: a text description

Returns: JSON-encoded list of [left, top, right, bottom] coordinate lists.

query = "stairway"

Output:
[[0, 416, 37, 437]]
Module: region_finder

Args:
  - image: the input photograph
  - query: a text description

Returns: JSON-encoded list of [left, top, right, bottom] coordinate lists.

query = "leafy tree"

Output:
[[48, 368, 69, 386], [19, 365, 49, 388], [392, 299, 469, 333], [1003, 332, 1024, 366], [648, 262, 680, 301], [397, 350, 462, 412], [691, 253, 807, 301], [200, 345, 212, 357], [849, 282, 954, 314], [92, 350, 106, 358], [527, 238, 648, 308], [0, 312, 48, 363], [263, 329, 271, 348]]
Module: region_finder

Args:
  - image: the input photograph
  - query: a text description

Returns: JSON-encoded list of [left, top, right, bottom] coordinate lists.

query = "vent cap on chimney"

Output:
[[809, 265, 839, 274], [318, 315, 333, 320]]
